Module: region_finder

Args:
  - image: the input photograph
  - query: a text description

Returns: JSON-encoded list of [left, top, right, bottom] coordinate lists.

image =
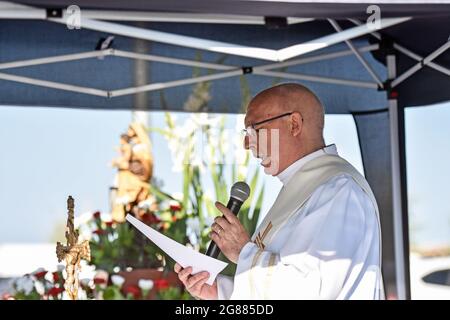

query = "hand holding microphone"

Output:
[[174, 182, 251, 300], [206, 181, 251, 263]]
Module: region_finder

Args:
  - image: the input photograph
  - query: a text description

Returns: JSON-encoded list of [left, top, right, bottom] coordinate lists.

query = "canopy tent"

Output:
[[1, 0, 449, 299]]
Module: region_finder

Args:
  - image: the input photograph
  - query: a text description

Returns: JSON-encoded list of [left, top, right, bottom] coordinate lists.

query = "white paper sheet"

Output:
[[126, 214, 228, 285]]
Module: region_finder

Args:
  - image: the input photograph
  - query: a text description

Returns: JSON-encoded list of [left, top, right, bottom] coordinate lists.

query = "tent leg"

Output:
[[387, 54, 411, 300]]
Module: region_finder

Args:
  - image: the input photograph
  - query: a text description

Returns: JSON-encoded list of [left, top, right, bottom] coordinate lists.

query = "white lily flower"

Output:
[[238, 165, 248, 178], [186, 217, 201, 236], [138, 198, 154, 210], [182, 118, 197, 136], [171, 192, 184, 201], [203, 190, 213, 200], [191, 155, 205, 173], [107, 233, 118, 242], [204, 216, 215, 227], [111, 275, 125, 288], [34, 281, 45, 295], [169, 200, 180, 207], [80, 278, 92, 288], [15, 275, 34, 295], [221, 133, 230, 155], [207, 130, 220, 149], [138, 279, 154, 291], [159, 200, 170, 211]]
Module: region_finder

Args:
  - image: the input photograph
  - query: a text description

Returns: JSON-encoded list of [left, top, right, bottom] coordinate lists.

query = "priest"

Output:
[[174, 83, 384, 300]]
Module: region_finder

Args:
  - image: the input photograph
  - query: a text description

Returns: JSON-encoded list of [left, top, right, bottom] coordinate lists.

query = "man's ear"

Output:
[[290, 112, 303, 137]]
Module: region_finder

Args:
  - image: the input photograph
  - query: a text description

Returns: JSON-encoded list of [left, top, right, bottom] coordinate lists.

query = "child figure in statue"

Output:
[[111, 123, 154, 222]]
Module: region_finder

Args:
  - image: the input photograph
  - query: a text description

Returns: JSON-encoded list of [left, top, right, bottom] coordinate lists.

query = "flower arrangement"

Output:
[[84, 191, 192, 270], [80, 271, 190, 300], [4, 61, 267, 299], [2, 266, 190, 300], [6, 267, 65, 300]]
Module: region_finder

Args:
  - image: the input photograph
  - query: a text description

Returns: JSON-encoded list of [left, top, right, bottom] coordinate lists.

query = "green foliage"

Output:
[[157, 287, 191, 300], [102, 285, 124, 300], [150, 57, 266, 277], [89, 215, 163, 273]]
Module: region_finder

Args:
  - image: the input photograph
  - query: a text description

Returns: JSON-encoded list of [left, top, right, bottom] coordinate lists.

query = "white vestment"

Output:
[[217, 145, 384, 300]]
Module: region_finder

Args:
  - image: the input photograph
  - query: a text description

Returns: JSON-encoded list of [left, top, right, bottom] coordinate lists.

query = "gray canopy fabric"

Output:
[[1, 0, 450, 299], [0, 19, 390, 113]]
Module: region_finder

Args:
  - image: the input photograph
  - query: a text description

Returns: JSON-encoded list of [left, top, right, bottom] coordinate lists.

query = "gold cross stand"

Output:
[[56, 196, 91, 300]]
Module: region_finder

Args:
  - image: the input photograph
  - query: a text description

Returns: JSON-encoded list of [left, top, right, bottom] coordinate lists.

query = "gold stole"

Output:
[[248, 154, 381, 298]]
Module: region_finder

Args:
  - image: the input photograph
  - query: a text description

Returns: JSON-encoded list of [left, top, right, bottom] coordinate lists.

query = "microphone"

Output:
[[205, 181, 251, 258]]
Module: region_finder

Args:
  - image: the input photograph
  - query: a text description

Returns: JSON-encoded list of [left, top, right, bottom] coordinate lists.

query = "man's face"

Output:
[[244, 102, 289, 176]]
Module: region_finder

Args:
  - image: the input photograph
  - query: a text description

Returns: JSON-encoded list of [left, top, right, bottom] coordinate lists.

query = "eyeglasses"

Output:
[[242, 112, 293, 136]]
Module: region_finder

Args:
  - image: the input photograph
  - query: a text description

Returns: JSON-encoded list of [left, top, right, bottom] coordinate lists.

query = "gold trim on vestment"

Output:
[[249, 248, 264, 298], [264, 253, 277, 299], [254, 222, 272, 250]]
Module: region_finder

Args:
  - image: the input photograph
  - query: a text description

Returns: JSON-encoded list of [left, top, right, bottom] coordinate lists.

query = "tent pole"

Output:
[[387, 53, 410, 300], [113, 50, 235, 70], [0, 71, 108, 97], [109, 69, 243, 97], [253, 69, 378, 89], [0, 50, 111, 70], [258, 44, 379, 71]]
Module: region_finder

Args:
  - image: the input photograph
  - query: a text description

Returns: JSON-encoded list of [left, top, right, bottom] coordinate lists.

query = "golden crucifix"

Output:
[[56, 196, 91, 300]]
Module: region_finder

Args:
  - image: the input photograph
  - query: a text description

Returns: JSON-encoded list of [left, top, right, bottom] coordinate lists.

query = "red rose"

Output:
[[34, 270, 47, 279], [169, 201, 182, 211], [123, 285, 141, 299], [142, 213, 160, 225], [93, 277, 106, 285], [154, 279, 169, 291], [93, 211, 101, 219], [52, 272, 60, 282], [48, 287, 64, 297], [93, 229, 105, 235], [105, 221, 114, 227]]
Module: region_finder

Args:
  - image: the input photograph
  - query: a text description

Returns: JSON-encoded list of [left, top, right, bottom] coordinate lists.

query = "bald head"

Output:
[[243, 83, 326, 176], [247, 83, 325, 145]]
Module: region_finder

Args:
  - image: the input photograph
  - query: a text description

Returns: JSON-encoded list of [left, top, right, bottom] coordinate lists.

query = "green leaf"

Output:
[[164, 112, 176, 130], [103, 286, 124, 300]]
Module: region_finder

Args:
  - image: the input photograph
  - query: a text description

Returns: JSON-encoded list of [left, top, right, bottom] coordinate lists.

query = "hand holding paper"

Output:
[[126, 214, 227, 285]]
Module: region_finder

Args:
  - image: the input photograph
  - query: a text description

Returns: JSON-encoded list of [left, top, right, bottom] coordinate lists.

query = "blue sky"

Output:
[[0, 103, 449, 247]]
